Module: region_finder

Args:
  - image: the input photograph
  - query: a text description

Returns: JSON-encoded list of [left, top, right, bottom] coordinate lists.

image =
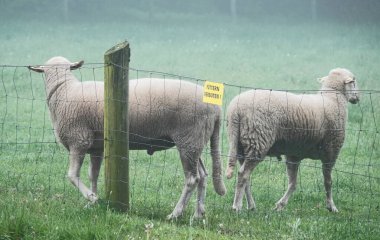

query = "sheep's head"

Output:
[[28, 56, 83, 73], [319, 68, 359, 104]]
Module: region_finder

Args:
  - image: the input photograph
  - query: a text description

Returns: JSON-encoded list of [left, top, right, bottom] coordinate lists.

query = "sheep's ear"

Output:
[[344, 77, 355, 84], [70, 60, 84, 70], [28, 65, 45, 73]]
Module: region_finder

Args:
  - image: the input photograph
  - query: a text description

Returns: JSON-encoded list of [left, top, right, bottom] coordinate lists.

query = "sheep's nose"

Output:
[[349, 96, 359, 104]]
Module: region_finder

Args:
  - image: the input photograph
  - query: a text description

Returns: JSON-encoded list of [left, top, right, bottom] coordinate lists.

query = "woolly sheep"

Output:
[[225, 68, 359, 212], [28, 56, 226, 219]]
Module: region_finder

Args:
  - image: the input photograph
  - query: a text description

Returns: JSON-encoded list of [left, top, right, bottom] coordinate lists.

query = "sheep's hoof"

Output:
[[232, 205, 242, 212], [87, 193, 99, 203], [167, 208, 184, 220], [167, 213, 180, 221], [274, 202, 285, 211], [247, 205, 256, 211], [327, 205, 339, 213], [193, 207, 205, 219]]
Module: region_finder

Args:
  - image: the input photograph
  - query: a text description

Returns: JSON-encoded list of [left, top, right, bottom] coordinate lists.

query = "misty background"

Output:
[[1, 0, 380, 23], [0, 0, 379, 89]]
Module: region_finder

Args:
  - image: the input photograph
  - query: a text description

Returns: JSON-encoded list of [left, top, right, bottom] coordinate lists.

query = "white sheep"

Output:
[[225, 68, 359, 212], [28, 56, 226, 219]]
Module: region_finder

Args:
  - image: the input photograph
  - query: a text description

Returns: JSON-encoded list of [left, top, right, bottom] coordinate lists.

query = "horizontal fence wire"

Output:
[[0, 63, 379, 238]]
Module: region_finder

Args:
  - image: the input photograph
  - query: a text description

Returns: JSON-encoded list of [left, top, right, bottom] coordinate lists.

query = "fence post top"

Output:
[[105, 41, 130, 57]]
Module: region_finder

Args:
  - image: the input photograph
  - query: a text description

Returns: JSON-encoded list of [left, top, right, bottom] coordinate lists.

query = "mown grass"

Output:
[[1, 12, 380, 239]]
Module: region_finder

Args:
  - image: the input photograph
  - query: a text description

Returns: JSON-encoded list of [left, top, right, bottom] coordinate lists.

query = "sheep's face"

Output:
[[344, 77, 359, 104], [28, 56, 83, 73], [321, 68, 359, 104]]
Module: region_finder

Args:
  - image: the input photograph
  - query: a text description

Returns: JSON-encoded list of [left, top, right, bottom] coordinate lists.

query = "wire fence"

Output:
[[0, 62, 379, 238]]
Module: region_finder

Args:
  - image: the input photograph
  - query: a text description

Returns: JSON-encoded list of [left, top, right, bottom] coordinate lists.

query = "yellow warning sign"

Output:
[[203, 81, 224, 106]]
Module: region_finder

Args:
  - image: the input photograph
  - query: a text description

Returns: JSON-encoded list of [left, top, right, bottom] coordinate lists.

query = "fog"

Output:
[[1, 0, 379, 88], [0, 0, 380, 23], [1, 0, 380, 26]]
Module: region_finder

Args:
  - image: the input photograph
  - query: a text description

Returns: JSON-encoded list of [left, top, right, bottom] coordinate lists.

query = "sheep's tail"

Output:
[[226, 114, 239, 179], [210, 114, 227, 196]]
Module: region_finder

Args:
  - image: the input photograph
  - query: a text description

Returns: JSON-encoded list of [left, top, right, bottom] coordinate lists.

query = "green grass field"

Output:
[[1, 11, 380, 240]]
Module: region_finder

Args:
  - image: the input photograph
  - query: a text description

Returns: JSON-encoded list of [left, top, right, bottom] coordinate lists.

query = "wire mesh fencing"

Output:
[[0, 62, 379, 238]]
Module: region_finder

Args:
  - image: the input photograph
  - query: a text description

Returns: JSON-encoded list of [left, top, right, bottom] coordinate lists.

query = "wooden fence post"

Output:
[[104, 41, 130, 211]]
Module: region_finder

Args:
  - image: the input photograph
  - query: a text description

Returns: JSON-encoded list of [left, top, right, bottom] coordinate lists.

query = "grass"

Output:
[[1, 10, 380, 239]]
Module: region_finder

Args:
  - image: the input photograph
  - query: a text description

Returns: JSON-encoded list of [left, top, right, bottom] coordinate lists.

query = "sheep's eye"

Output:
[[345, 80, 356, 90]]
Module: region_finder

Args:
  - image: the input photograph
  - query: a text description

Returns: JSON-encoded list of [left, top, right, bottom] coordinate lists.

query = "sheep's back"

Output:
[[228, 89, 345, 158], [128, 78, 220, 148]]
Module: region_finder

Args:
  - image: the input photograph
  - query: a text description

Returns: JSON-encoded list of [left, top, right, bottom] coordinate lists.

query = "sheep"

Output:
[[225, 68, 359, 213], [28, 56, 226, 219]]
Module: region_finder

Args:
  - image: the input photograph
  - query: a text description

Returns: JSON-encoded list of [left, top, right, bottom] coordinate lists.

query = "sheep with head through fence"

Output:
[[225, 68, 359, 212], [28, 56, 226, 219]]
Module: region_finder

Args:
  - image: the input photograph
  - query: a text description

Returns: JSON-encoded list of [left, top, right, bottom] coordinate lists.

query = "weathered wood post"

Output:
[[104, 41, 130, 211]]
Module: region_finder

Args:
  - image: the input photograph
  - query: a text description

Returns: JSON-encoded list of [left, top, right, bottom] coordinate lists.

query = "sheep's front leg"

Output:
[[167, 149, 201, 220], [275, 158, 300, 211], [232, 159, 260, 211], [68, 149, 98, 203], [194, 158, 208, 218], [89, 151, 103, 194], [322, 162, 338, 212]]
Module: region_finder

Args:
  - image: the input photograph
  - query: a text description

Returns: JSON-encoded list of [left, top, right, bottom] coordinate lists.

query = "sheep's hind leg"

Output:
[[237, 152, 256, 210], [193, 158, 208, 218], [68, 149, 98, 203], [167, 148, 201, 220], [244, 176, 256, 210], [275, 157, 300, 211], [89, 151, 103, 194], [232, 158, 260, 211], [322, 162, 338, 212]]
